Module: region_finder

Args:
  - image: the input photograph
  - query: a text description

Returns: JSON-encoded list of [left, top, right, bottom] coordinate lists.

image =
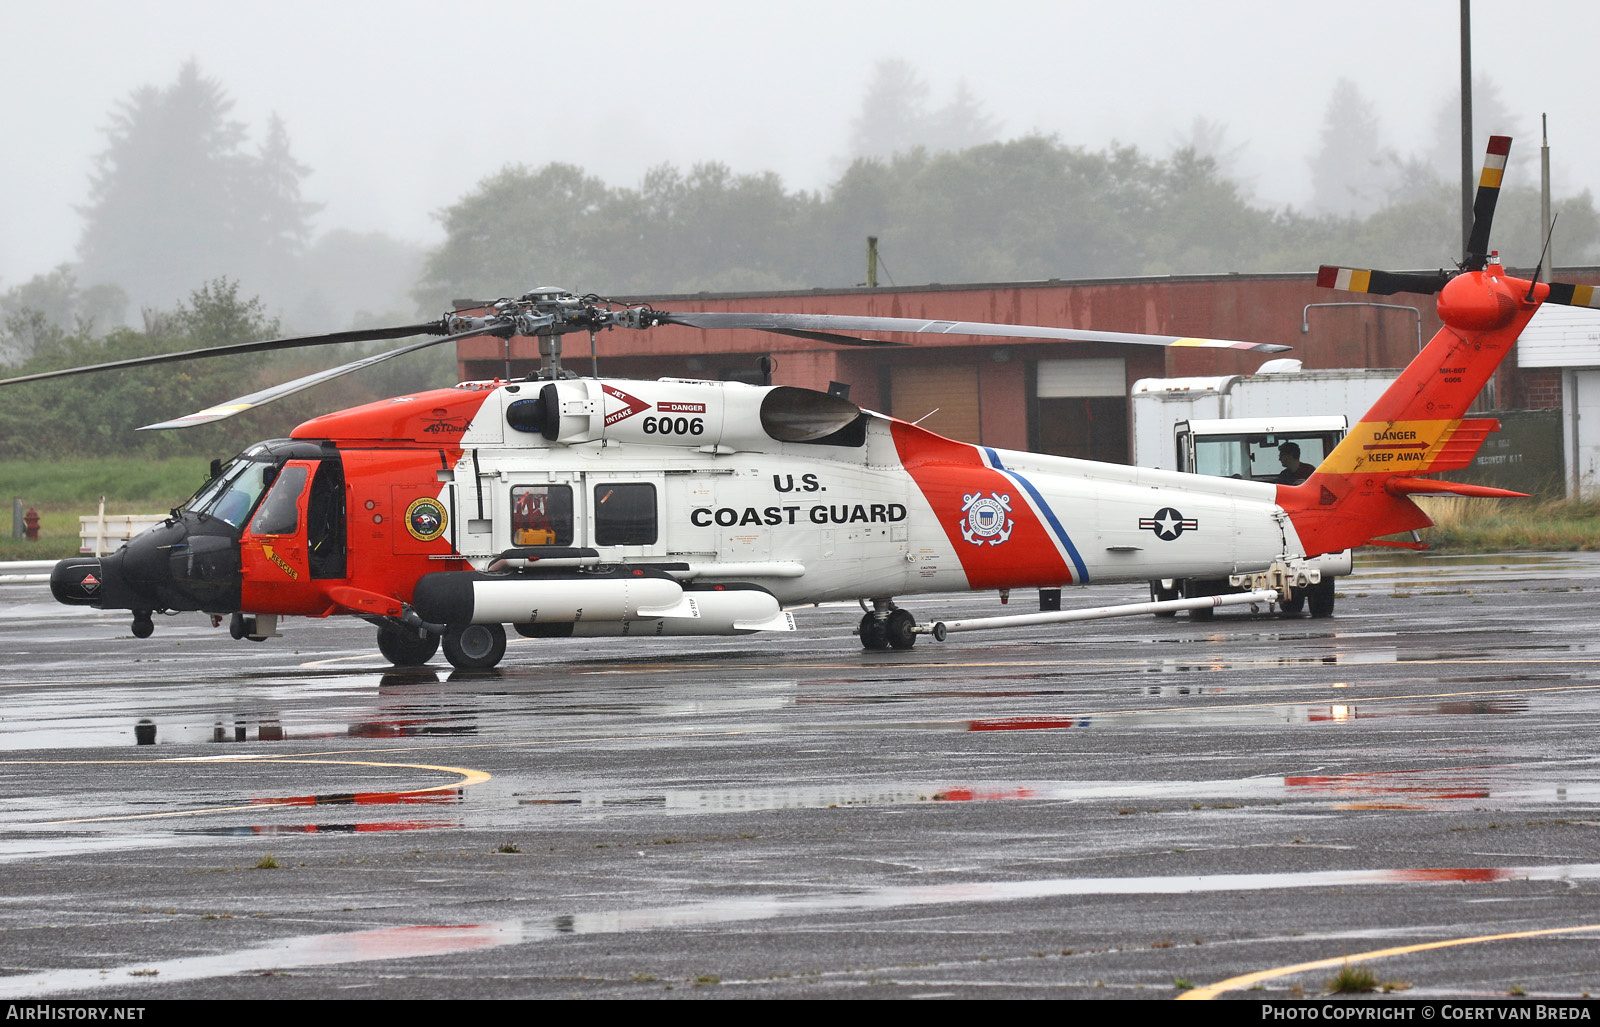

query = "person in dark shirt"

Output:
[[1276, 442, 1312, 485]]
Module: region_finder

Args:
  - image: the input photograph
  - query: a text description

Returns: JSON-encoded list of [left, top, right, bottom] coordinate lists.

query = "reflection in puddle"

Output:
[[517, 763, 1596, 814], [517, 778, 1276, 812], [1282, 765, 1598, 808], [179, 820, 459, 836], [0, 922, 528, 998], [10, 862, 1600, 997], [964, 696, 1528, 733], [252, 789, 465, 809]]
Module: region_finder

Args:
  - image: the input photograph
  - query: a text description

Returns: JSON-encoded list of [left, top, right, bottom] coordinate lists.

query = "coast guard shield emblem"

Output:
[[960, 491, 1013, 546]]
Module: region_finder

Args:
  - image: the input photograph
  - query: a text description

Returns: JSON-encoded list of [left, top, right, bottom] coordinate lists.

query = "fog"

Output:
[[4, 0, 1598, 293]]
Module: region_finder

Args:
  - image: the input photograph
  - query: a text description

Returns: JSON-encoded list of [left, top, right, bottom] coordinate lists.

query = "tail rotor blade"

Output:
[[1542, 282, 1600, 309], [1464, 135, 1512, 270]]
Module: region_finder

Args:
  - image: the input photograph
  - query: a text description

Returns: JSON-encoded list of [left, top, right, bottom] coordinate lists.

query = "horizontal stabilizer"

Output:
[[1383, 477, 1530, 499], [1427, 418, 1501, 474]]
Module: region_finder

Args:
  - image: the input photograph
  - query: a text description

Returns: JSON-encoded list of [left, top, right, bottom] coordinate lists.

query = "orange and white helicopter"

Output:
[[5, 136, 1585, 670]]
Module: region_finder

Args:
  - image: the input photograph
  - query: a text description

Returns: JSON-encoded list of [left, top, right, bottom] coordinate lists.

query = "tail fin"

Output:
[[1281, 267, 1544, 555]]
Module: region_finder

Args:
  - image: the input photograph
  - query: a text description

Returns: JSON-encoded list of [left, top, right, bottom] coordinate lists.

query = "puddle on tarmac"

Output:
[[9, 861, 1600, 997], [518, 759, 1600, 813], [515, 761, 1597, 812], [178, 820, 460, 836], [964, 695, 1533, 733]]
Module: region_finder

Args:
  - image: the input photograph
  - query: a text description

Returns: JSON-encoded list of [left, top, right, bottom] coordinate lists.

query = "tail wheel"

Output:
[[885, 609, 917, 650], [443, 622, 507, 669], [376, 622, 440, 666], [1307, 579, 1337, 618]]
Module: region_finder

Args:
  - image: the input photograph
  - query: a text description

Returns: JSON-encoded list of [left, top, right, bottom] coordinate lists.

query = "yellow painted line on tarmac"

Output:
[[1180, 922, 1600, 999]]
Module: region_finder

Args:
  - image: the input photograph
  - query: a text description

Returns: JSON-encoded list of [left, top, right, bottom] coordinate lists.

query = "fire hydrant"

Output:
[[22, 508, 39, 541]]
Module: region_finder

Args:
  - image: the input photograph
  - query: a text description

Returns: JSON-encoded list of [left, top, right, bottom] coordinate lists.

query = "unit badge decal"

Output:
[[1140, 507, 1197, 541], [405, 497, 449, 542], [960, 491, 1013, 546]]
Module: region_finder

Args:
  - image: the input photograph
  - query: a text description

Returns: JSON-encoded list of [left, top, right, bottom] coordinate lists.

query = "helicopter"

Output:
[[5, 135, 1584, 671]]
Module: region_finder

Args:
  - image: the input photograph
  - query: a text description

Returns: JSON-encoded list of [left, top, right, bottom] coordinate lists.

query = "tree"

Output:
[[413, 163, 616, 311], [1308, 79, 1391, 218], [76, 62, 318, 316], [846, 60, 999, 162], [0, 266, 126, 364], [1173, 117, 1251, 188]]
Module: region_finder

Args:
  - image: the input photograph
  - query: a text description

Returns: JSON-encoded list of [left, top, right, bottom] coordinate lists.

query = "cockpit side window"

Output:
[[188, 458, 274, 528], [249, 465, 309, 536]]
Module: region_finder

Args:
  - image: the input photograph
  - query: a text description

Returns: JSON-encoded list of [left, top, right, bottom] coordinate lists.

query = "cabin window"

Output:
[[511, 485, 574, 546], [592, 482, 657, 546], [248, 465, 308, 536]]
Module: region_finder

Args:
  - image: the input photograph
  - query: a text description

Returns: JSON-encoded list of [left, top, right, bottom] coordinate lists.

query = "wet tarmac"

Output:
[[1, 552, 1599, 999]]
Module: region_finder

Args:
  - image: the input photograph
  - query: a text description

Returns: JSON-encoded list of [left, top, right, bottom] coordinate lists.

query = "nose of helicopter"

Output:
[[50, 517, 243, 618], [50, 556, 112, 606]]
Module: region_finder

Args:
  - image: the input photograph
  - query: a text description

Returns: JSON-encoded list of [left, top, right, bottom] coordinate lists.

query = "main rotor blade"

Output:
[[1464, 135, 1512, 270], [658, 311, 1289, 353], [1316, 265, 1449, 296], [1542, 282, 1600, 309], [0, 321, 449, 389], [138, 324, 501, 430]]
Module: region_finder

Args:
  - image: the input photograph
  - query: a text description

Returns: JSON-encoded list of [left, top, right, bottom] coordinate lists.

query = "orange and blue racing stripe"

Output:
[[980, 448, 1090, 585]]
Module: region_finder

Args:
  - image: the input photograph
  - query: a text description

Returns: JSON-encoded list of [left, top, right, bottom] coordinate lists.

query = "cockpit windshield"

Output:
[[182, 452, 275, 528]]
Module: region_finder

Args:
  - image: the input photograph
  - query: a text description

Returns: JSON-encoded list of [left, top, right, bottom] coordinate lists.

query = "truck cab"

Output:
[[1175, 416, 1346, 480], [1155, 415, 1353, 619]]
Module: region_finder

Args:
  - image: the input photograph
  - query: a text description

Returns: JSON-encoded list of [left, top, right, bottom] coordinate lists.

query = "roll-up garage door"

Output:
[[890, 364, 981, 443], [1034, 358, 1129, 462]]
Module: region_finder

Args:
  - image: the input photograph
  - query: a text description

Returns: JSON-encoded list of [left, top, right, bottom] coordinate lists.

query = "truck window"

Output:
[[1192, 432, 1342, 482]]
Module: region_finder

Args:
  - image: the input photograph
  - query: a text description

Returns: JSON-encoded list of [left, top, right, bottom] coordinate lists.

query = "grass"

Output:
[[1326, 962, 1378, 994], [0, 456, 209, 560], [1410, 495, 1600, 552], [254, 853, 280, 870]]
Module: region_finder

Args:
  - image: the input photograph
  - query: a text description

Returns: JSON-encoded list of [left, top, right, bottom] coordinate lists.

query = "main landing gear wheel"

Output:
[[443, 622, 507, 670], [885, 609, 917, 650], [860, 606, 918, 650], [376, 622, 440, 666], [859, 612, 889, 651], [1307, 579, 1337, 619]]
